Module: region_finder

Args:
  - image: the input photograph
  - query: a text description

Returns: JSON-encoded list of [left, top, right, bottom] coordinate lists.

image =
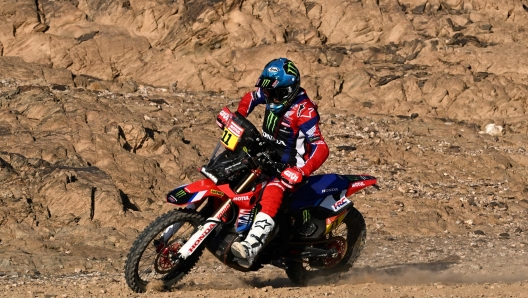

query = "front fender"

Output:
[[166, 178, 226, 206]]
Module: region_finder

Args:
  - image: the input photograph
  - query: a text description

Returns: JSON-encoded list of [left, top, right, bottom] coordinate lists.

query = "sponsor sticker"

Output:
[[262, 131, 286, 146], [221, 120, 245, 151], [261, 79, 271, 87], [219, 111, 229, 122], [227, 121, 244, 137], [283, 169, 300, 181], [352, 181, 366, 187], [167, 195, 177, 203], [189, 224, 215, 253], [309, 136, 321, 142], [303, 209, 310, 223], [325, 212, 346, 234], [285, 61, 298, 76], [266, 113, 279, 132], [211, 189, 224, 196], [332, 197, 351, 211]]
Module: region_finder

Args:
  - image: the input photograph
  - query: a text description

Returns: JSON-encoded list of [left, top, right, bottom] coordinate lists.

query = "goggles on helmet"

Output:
[[262, 86, 293, 105]]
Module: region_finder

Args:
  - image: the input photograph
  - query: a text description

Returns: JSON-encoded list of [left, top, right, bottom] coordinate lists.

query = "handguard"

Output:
[[216, 106, 232, 129]]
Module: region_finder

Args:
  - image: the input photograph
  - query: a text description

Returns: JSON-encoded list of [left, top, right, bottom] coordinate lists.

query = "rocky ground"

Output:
[[2, 0, 528, 297], [1, 85, 528, 297], [2, 233, 528, 297]]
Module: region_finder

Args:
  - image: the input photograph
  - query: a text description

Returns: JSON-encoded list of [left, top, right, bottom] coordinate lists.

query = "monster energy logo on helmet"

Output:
[[175, 190, 186, 198], [266, 112, 278, 131], [261, 79, 271, 87], [285, 61, 298, 76]]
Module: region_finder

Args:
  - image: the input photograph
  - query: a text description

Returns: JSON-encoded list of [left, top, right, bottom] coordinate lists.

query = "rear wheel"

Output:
[[124, 209, 205, 292], [285, 207, 366, 286]]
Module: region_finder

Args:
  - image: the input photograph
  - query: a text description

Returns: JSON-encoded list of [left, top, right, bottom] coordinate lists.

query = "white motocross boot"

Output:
[[231, 212, 275, 264]]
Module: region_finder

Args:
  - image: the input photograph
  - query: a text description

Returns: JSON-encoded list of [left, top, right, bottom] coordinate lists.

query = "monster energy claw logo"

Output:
[[285, 61, 298, 76], [302, 210, 310, 223], [261, 79, 271, 87], [266, 112, 278, 131], [175, 190, 186, 198]]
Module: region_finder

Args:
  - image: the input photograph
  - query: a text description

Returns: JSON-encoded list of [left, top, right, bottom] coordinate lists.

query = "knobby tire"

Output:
[[124, 209, 205, 293], [285, 206, 366, 286]]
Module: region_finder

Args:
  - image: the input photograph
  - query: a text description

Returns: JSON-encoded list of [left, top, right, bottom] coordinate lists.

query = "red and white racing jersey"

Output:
[[237, 87, 329, 176]]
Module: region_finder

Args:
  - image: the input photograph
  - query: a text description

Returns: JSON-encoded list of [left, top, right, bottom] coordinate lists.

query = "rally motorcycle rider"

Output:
[[227, 58, 330, 265]]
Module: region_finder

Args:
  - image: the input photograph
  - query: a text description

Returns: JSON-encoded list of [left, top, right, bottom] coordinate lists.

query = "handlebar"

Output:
[[223, 151, 285, 179], [256, 151, 286, 176]]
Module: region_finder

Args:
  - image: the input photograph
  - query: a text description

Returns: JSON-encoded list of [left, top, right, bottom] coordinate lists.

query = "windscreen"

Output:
[[201, 112, 261, 184]]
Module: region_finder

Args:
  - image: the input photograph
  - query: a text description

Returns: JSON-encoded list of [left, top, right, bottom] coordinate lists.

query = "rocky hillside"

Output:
[[2, 0, 528, 119], [1, 0, 528, 283]]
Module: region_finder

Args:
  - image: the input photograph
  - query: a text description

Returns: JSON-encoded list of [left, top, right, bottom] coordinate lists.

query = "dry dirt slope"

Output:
[[1, 86, 528, 297], [1, 0, 528, 297]]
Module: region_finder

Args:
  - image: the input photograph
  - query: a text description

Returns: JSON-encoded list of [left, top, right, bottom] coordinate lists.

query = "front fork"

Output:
[[159, 203, 197, 243], [177, 199, 233, 259], [171, 167, 261, 259], [159, 193, 219, 243]]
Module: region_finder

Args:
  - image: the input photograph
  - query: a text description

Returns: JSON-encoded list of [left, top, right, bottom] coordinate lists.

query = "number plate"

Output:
[[221, 121, 244, 150]]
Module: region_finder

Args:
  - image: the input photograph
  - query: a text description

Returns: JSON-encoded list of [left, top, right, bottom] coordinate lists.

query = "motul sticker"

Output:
[[352, 181, 365, 187]]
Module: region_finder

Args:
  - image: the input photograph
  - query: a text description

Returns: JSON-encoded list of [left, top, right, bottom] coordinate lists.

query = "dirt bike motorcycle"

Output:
[[124, 107, 378, 292]]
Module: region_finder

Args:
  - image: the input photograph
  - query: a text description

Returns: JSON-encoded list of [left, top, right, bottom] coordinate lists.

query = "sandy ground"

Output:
[[3, 232, 528, 298]]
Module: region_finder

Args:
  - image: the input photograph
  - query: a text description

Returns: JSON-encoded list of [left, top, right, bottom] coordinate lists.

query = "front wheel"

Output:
[[285, 207, 366, 286], [124, 209, 205, 292]]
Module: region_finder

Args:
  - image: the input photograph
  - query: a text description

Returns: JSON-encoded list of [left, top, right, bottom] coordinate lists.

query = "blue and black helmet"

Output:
[[255, 58, 301, 114]]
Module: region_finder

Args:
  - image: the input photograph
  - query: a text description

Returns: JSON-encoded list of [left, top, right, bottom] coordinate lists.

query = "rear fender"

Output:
[[345, 175, 378, 197], [166, 178, 226, 206]]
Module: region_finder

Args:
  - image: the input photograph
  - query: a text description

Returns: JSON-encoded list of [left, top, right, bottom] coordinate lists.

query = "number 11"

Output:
[[222, 130, 232, 145]]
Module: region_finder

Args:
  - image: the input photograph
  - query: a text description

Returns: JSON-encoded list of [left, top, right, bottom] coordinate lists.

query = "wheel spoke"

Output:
[[138, 220, 199, 281], [125, 209, 207, 292], [285, 208, 366, 286]]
